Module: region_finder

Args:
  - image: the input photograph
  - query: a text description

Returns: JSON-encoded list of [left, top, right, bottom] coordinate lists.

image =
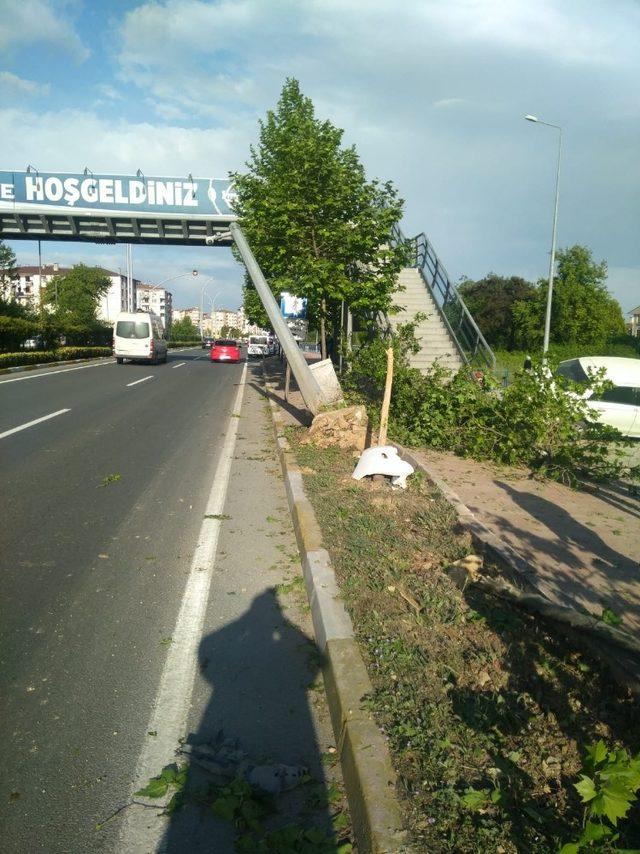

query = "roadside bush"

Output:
[[0, 315, 39, 352], [0, 347, 111, 369], [345, 326, 637, 484], [167, 340, 202, 348]]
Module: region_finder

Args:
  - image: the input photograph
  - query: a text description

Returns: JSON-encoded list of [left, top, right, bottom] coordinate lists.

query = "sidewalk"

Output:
[[410, 448, 640, 637]]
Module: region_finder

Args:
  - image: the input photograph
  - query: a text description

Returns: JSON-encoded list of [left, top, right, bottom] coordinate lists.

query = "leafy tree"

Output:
[[458, 274, 535, 349], [232, 78, 407, 359], [0, 239, 17, 291], [220, 324, 242, 338], [42, 264, 110, 326], [0, 240, 20, 315], [513, 245, 626, 350], [242, 282, 270, 330], [170, 316, 199, 340]]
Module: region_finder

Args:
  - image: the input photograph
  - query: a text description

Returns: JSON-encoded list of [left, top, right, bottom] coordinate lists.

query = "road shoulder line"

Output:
[[118, 361, 248, 852]]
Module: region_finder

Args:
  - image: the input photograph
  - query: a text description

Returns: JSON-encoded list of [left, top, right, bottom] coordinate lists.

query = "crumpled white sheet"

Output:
[[352, 445, 414, 489]]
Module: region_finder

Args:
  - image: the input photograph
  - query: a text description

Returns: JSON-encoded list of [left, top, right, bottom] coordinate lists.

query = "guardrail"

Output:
[[391, 225, 495, 370]]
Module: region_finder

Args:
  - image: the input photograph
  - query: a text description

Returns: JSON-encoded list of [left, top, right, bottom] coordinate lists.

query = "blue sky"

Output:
[[0, 0, 638, 314]]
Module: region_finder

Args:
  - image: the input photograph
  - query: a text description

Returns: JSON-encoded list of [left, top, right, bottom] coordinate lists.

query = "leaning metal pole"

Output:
[[543, 126, 562, 356], [229, 222, 325, 415]]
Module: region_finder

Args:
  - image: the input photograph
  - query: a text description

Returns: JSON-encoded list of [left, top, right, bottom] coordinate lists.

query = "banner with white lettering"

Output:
[[0, 171, 236, 216]]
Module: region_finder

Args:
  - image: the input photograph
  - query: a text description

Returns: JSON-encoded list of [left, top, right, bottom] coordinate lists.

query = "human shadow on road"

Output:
[[161, 588, 331, 853]]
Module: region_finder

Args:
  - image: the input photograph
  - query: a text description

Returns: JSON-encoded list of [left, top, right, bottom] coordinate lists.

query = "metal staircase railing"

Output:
[[391, 225, 495, 370]]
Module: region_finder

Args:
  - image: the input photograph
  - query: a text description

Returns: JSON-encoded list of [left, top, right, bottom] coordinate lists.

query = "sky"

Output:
[[0, 0, 638, 314]]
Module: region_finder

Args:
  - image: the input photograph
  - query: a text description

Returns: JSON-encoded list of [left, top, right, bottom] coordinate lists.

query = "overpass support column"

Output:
[[230, 222, 326, 415]]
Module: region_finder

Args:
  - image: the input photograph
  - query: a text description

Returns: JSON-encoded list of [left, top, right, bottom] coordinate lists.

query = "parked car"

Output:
[[22, 336, 44, 350], [202, 336, 215, 349], [556, 357, 640, 438], [210, 339, 241, 363], [113, 311, 168, 364], [247, 335, 269, 358]]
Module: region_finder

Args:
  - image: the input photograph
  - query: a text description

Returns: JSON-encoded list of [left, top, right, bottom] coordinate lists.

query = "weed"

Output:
[[276, 576, 304, 596], [100, 473, 121, 487]]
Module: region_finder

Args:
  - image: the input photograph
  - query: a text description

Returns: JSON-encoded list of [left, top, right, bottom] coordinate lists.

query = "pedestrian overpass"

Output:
[[0, 169, 236, 246]]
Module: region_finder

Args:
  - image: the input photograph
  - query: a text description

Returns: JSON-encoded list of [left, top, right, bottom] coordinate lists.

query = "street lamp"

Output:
[[525, 114, 563, 355], [154, 269, 198, 289]]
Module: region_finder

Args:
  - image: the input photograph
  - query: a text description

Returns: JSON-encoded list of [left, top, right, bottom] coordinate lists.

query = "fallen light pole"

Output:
[[230, 222, 327, 415]]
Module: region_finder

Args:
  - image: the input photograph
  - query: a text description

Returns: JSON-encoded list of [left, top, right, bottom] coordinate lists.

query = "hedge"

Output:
[[167, 340, 203, 348], [0, 347, 112, 369]]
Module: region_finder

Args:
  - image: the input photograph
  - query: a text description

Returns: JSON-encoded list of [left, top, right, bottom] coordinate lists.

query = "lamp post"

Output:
[[154, 269, 198, 289], [524, 114, 562, 356]]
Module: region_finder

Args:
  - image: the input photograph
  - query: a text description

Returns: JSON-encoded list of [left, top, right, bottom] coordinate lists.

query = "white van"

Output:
[[113, 311, 168, 364], [556, 357, 640, 438]]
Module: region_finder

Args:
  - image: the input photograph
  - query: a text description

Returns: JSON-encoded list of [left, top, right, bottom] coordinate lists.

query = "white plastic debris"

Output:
[[352, 445, 414, 489]]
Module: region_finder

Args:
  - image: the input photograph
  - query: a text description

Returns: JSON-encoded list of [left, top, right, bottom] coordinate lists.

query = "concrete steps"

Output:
[[389, 267, 464, 373]]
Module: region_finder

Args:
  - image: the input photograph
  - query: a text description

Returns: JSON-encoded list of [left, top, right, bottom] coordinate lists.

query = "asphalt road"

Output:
[[0, 351, 339, 852], [0, 348, 236, 848]]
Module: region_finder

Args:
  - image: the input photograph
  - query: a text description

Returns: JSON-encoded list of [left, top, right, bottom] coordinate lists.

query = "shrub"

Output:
[[167, 340, 202, 348], [0, 347, 111, 369], [345, 326, 637, 485]]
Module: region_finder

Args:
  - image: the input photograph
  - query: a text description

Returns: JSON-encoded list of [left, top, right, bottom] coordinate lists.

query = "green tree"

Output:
[[513, 245, 626, 350], [242, 281, 270, 330], [42, 264, 110, 326], [232, 78, 407, 359], [40, 264, 111, 346], [0, 240, 19, 310], [458, 274, 535, 349], [220, 324, 242, 338], [170, 316, 199, 340]]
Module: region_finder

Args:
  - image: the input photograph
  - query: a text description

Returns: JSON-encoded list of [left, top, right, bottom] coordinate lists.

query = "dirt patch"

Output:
[[289, 430, 640, 853]]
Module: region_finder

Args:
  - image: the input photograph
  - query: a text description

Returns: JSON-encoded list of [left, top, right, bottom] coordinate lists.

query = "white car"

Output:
[[556, 357, 640, 438]]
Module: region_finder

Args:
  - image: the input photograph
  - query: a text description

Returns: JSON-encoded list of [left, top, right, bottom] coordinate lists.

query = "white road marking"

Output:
[[0, 408, 71, 440], [119, 361, 248, 852], [126, 375, 154, 387], [0, 361, 111, 385], [171, 362, 186, 369]]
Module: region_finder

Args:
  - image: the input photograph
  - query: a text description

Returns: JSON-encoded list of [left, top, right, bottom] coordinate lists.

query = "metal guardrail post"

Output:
[[230, 223, 326, 415]]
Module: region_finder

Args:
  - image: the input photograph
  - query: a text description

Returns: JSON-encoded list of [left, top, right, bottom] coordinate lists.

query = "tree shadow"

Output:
[[449, 587, 640, 852], [583, 478, 640, 521], [161, 589, 331, 852], [489, 481, 640, 631]]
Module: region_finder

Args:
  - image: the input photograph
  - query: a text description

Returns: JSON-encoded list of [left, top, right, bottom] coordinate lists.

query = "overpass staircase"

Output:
[[388, 226, 495, 374]]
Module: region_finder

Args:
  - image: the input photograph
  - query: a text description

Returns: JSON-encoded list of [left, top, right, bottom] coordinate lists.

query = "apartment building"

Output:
[[173, 307, 202, 325], [136, 284, 172, 329]]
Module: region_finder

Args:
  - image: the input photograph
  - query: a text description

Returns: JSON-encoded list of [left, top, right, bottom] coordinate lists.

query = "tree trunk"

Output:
[[320, 299, 327, 360]]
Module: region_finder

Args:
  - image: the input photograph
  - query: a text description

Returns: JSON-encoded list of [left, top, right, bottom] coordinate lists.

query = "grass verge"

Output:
[[289, 430, 640, 853]]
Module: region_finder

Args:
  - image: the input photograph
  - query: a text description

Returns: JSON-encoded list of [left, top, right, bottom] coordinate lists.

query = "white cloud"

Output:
[[96, 84, 124, 102], [0, 106, 247, 176], [0, 0, 89, 62], [0, 71, 50, 97], [433, 98, 467, 109]]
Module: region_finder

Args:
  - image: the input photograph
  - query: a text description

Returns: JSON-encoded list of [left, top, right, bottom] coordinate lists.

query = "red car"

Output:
[[210, 338, 241, 363]]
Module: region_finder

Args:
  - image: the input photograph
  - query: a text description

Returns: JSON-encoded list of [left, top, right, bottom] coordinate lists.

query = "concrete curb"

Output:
[[0, 355, 113, 375], [264, 380, 413, 853]]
